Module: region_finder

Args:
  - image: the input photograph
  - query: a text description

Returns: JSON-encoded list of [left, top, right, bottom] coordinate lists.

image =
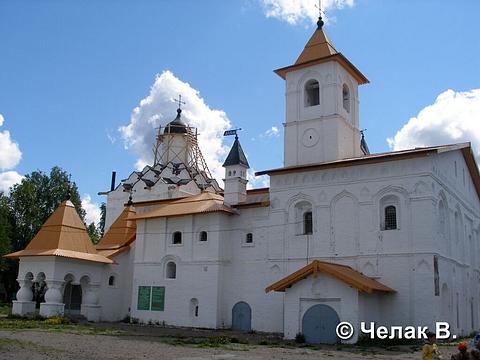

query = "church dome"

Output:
[[164, 108, 187, 134]]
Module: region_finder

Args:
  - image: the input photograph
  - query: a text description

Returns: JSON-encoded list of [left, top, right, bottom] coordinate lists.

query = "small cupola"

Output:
[[223, 136, 250, 169], [223, 132, 249, 205], [163, 108, 188, 134]]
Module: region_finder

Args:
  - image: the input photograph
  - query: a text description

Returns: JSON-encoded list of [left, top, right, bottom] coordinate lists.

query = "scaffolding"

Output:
[[153, 125, 213, 180]]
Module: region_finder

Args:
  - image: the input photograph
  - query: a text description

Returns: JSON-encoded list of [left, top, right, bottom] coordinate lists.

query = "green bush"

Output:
[[295, 332, 306, 343]]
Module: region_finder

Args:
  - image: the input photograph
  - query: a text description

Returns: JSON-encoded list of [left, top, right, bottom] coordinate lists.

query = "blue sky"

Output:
[[1, 0, 479, 223]]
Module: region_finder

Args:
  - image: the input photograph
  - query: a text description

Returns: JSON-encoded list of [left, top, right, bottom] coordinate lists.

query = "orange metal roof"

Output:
[[274, 27, 369, 84], [133, 192, 236, 219], [265, 260, 395, 294], [234, 188, 270, 208], [5, 200, 113, 264], [255, 143, 480, 200], [96, 205, 136, 251], [97, 246, 130, 258]]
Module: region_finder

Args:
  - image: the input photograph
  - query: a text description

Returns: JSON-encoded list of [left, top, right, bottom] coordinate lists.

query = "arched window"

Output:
[[199, 231, 208, 242], [380, 195, 399, 230], [166, 262, 176, 279], [384, 206, 397, 230], [342, 84, 350, 113], [172, 231, 182, 245], [294, 200, 313, 235], [303, 211, 313, 235], [108, 275, 116, 286], [245, 233, 253, 244], [304, 79, 320, 107]]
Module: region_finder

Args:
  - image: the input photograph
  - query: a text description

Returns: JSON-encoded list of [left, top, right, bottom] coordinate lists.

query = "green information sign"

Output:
[[151, 287, 165, 311], [137, 286, 151, 311]]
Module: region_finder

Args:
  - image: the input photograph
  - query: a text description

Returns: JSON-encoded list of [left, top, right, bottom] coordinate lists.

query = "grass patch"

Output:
[[0, 304, 11, 316]]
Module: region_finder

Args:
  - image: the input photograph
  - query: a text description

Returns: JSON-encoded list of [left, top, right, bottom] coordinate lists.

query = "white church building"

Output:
[[6, 18, 480, 344]]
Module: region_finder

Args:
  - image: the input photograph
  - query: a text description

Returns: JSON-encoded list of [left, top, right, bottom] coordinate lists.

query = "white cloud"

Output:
[[0, 114, 23, 192], [119, 70, 231, 181], [0, 171, 23, 193], [81, 194, 101, 225], [387, 89, 480, 160], [263, 126, 280, 138], [247, 168, 270, 189], [106, 129, 117, 144], [260, 0, 355, 25], [0, 114, 22, 171]]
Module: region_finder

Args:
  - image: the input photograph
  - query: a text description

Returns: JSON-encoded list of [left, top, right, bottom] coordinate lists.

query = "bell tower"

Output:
[[275, 15, 369, 166]]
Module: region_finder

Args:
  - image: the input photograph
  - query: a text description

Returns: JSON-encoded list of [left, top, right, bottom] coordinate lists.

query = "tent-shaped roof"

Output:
[[265, 260, 394, 294], [133, 192, 236, 219], [5, 200, 113, 264], [96, 205, 136, 257], [274, 26, 368, 84], [223, 137, 250, 168]]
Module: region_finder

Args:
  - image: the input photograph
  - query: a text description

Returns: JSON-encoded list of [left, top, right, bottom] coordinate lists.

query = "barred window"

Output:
[[303, 211, 313, 235], [384, 205, 397, 230]]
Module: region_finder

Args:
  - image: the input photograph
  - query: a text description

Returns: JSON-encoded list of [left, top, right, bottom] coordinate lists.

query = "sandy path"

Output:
[[0, 330, 456, 360]]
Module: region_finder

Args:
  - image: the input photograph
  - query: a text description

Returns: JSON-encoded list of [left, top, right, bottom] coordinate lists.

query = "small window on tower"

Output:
[[245, 233, 253, 244], [108, 275, 116, 286], [305, 79, 320, 107], [199, 231, 208, 242], [342, 84, 350, 113]]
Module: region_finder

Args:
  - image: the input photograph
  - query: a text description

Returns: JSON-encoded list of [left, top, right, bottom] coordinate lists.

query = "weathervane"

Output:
[[173, 94, 186, 110], [223, 128, 242, 139]]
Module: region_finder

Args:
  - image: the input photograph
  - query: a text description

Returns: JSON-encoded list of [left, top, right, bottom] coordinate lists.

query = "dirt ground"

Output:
[[0, 325, 462, 360]]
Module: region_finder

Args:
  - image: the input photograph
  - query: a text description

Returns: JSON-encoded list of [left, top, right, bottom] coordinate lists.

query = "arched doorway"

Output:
[[232, 301, 251, 331], [63, 275, 82, 315], [302, 304, 340, 344]]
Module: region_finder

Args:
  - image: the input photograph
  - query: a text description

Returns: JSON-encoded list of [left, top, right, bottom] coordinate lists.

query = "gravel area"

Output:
[[0, 329, 460, 360]]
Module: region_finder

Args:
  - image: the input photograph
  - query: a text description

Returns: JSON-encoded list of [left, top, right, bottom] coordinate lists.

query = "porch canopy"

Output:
[[265, 260, 395, 294]]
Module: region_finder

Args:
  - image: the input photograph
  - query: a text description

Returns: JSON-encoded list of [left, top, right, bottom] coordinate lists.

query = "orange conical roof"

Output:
[[5, 200, 113, 264], [294, 27, 338, 65], [96, 205, 136, 251], [274, 22, 369, 85]]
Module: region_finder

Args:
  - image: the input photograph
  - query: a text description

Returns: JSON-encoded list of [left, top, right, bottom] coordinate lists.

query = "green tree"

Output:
[[87, 223, 101, 244], [8, 166, 85, 251], [1, 166, 94, 302], [0, 194, 12, 272], [99, 202, 106, 237]]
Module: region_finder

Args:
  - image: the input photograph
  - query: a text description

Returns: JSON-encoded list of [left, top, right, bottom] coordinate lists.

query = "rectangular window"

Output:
[[433, 256, 439, 296]]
